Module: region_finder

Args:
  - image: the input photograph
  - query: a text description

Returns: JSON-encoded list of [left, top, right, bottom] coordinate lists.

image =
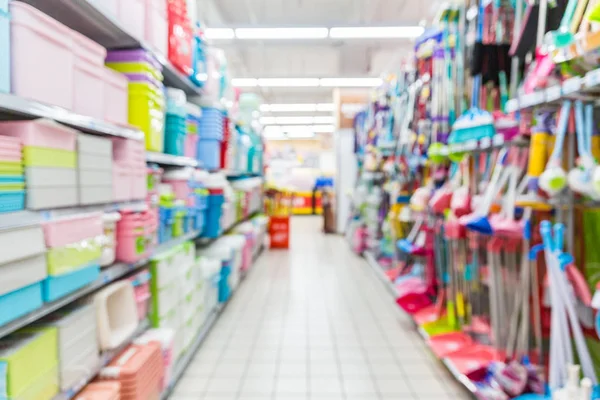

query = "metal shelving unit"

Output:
[[0, 92, 143, 140], [146, 152, 199, 168]]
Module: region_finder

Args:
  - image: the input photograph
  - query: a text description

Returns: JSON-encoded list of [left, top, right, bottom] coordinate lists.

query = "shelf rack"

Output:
[[146, 152, 199, 168]]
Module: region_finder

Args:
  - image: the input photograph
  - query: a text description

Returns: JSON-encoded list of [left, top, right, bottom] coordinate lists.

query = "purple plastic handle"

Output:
[[106, 49, 163, 72]]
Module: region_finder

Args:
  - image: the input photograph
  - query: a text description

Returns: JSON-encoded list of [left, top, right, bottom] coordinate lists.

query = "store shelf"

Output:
[[224, 171, 263, 179], [22, 0, 203, 96], [0, 92, 143, 140], [52, 319, 150, 400], [146, 152, 199, 168]]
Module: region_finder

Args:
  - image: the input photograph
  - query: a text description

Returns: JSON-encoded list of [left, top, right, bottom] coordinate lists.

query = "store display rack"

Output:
[[20, 0, 202, 96], [364, 253, 477, 398], [146, 152, 199, 168], [53, 319, 151, 400], [0, 92, 143, 141]]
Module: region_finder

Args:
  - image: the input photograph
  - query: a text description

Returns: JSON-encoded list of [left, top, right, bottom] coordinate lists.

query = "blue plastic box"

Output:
[[42, 264, 100, 302], [0, 282, 43, 327], [218, 263, 231, 303], [203, 194, 224, 238], [197, 138, 221, 171], [0, 0, 9, 94], [0, 191, 25, 214]]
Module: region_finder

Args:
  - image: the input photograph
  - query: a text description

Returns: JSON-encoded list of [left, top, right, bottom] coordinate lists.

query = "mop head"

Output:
[[449, 108, 496, 144]]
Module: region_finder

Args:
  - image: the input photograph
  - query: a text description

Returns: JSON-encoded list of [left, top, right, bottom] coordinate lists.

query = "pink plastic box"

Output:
[[113, 138, 145, 167], [145, 0, 168, 56], [0, 136, 22, 152], [118, 0, 145, 41], [113, 165, 132, 202], [104, 68, 129, 125], [0, 119, 77, 151], [116, 210, 157, 263], [184, 134, 197, 159], [72, 30, 107, 119], [43, 212, 103, 248], [128, 270, 151, 321], [131, 170, 147, 201], [10, 1, 74, 110]]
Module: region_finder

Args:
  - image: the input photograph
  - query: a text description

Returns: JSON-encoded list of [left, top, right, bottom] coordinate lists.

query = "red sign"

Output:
[[269, 216, 290, 249]]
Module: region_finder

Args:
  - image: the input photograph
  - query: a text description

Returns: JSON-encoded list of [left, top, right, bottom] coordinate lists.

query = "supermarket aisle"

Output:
[[172, 217, 469, 400]]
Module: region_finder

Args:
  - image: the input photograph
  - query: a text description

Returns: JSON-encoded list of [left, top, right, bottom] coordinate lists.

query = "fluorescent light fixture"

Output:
[[258, 78, 320, 87], [260, 117, 278, 125], [259, 116, 335, 125], [260, 103, 335, 112], [313, 116, 335, 124], [313, 125, 335, 133], [235, 27, 329, 39], [204, 28, 235, 40], [320, 77, 382, 87], [231, 78, 258, 87], [329, 26, 425, 39]]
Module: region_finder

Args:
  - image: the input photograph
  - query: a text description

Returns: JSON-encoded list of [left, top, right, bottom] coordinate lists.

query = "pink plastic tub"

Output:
[[113, 165, 132, 202], [0, 151, 22, 162], [10, 1, 74, 110], [0, 136, 21, 152], [130, 170, 148, 200], [72, 30, 107, 119], [164, 179, 191, 202], [118, 0, 145, 40], [43, 212, 103, 248], [75, 382, 121, 400], [113, 138, 145, 166], [116, 210, 157, 263], [145, 0, 168, 56], [128, 270, 151, 321], [0, 119, 77, 150], [184, 134, 198, 158], [104, 68, 129, 126]]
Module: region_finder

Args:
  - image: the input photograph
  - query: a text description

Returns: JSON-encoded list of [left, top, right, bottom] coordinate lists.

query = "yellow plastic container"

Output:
[[128, 82, 165, 152], [23, 147, 77, 168], [106, 61, 163, 82], [0, 327, 58, 398], [46, 239, 102, 276], [528, 132, 549, 177]]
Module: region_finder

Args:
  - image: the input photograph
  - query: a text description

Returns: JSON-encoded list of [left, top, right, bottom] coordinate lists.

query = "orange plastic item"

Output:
[[75, 382, 121, 400], [269, 216, 290, 249], [98, 342, 163, 400]]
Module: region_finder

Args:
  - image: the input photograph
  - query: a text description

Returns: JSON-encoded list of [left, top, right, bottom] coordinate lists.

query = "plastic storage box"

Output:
[[118, 0, 145, 40], [135, 329, 175, 390], [42, 213, 103, 248], [78, 134, 113, 205], [98, 342, 163, 400], [116, 209, 157, 263], [9, 1, 74, 110], [145, 0, 168, 56], [0, 253, 47, 297], [74, 382, 121, 400], [0, 282, 44, 327], [0, 326, 59, 399], [42, 264, 100, 302], [0, 224, 45, 265], [104, 68, 129, 125], [203, 189, 224, 238], [94, 281, 139, 351], [100, 212, 121, 267], [0, 119, 77, 150], [128, 270, 151, 321], [72, 29, 107, 119], [0, 0, 9, 93]]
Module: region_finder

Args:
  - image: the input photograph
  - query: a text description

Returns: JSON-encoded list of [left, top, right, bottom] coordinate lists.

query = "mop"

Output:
[[569, 101, 599, 200], [539, 101, 572, 197]]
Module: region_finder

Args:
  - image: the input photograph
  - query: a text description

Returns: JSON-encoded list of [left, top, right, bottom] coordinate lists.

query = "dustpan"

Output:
[[429, 331, 475, 358], [395, 277, 433, 314], [445, 344, 505, 375]]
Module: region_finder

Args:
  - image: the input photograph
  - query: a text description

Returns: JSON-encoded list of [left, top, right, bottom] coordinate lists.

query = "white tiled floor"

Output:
[[171, 217, 470, 400]]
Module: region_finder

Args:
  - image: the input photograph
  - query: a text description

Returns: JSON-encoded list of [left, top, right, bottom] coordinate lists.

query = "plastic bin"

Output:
[[72, 30, 107, 119], [197, 138, 221, 171], [116, 209, 157, 263], [46, 239, 102, 276], [0, 119, 77, 151], [74, 382, 121, 400], [26, 167, 77, 188], [104, 68, 129, 125], [0, 3, 9, 93], [100, 212, 121, 267], [10, 1, 74, 109], [27, 186, 78, 210], [94, 281, 138, 351], [128, 270, 151, 321], [0, 224, 45, 266], [0, 254, 47, 297], [128, 82, 165, 152], [42, 264, 100, 302], [203, 192, 224, 238], [43, 213, 103, 248], [135, 329, 175, 390], [145, 0, 168, 56], [113, 165, 132, 202], [0, 282, 43, 327], [0, 191, 25, 213]]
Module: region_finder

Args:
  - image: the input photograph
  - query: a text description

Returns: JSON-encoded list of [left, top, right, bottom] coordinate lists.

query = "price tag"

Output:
[[585, 69, 600, 88], [545, 85, 562, 102], [505, 99, 519, 113], [480, 137, 491, 149], [562, 77, 582, 95]]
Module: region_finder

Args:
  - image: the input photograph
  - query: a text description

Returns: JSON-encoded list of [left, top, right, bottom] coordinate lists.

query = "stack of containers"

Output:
[[0, 326, 59, 400], [158, 190, 175, 244], [185, 102, 201, 158], [71, 29, 107, 120], [201, 240, 234, 304], [252, 215, 269, 257], [116, 208, 158, 263], [197, 107, 224, 171], [0, 0, 8, 94], [128, 269, 152, 321], [106, 49, 165, 153], [147, 164, 164, 204], [180, 251, 204, 350], [0, 135, 25, 213], [190, 24, 207, 88], [75, 382, 121, 400], [42, 214, 103, 302], [167, 0, 193, 76], [203, 174, 227, 238], [165, 88, 188, 156], [235, 125, 252, 174], [112, 138, 147, 201], [0, 223, 46, 327], [100, 212, 121, 267], [77, 134, 113, 205], [220, 235, 246, 291], [35, 304, 99, 392], [220, 115, 231, 170], [0, 120, 78, 210], [149, 242, 195, 357], [98, 342, 164, 400], [135, 329, 176, 390], [190, 171, 209, 235], [248, 130, 264, 174], [198, 256, 221, 321]]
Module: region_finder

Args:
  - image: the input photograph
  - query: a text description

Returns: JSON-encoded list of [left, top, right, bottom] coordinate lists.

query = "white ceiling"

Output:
[[197, 0, 440, 105]]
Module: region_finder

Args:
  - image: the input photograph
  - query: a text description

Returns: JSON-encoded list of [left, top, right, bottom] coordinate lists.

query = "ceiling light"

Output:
[[231, 78, 258, 87], [235, 28, 328, 40], [259, 117, 278, 125], [316, 103, 335, 112], [258, 78, 320, 87], [329, 26, 425, 39], [313, 116, 335, 124], [320, 78, 382, 87], [204, 28, 235, 40], [259, 116, 335, 125], [287, 131, 316, 139]]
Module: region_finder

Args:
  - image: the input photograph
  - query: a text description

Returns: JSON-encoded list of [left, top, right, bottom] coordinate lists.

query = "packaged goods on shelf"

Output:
[[197, 107, 225, 171], [100, 212, 121, 267], [185, 102, 201, 159], [77, 134, 114, 205], [112, 138, 147, 202], [0, 135, 24, 213], [167, 0, 193, 77], [165, 88, 188, 156], [128, 269, 152, 321], [74, 381, 121, 400], [145, 0, 168, 57], [135, 328, 176, 390]]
